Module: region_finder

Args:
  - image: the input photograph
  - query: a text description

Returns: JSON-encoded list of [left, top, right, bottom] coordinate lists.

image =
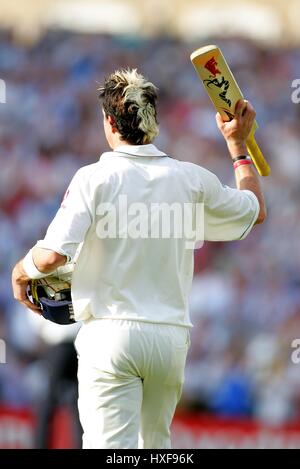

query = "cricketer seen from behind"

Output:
[[12, 69, 266, 449]]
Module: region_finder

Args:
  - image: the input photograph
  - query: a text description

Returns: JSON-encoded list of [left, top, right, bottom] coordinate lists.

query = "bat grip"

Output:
[[246, 136, 270, 177]]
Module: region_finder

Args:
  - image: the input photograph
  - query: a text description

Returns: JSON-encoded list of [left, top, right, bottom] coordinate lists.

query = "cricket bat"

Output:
[[190, 45, 270, 177]]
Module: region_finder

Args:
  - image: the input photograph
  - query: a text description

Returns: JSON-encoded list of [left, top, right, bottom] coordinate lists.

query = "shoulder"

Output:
[[75, 162, 100, 179], [173, 159, 218, 188], [72, 153, 115, 186]]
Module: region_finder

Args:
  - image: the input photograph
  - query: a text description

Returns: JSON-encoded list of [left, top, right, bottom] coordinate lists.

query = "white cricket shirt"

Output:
[[36, 144, 259, 327]]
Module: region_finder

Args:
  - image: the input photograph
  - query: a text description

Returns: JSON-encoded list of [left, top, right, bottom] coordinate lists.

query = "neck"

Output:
[[110, 134, 131, 150]]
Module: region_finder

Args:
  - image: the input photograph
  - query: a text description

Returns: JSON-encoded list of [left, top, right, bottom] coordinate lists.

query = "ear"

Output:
[[107, 115, 117, 133]]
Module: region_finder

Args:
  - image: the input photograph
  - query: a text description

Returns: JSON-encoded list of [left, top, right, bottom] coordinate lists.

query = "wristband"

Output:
[[232, 155, 251, 164], [233, 159, 252, 170], [22, 249, 49, 279]]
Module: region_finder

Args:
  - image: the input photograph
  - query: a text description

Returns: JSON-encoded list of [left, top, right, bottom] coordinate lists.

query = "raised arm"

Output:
[[216, 100, 267, 224]]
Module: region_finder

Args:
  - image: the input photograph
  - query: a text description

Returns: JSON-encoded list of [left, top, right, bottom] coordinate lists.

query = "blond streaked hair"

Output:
[[98, 69, 159, 145]]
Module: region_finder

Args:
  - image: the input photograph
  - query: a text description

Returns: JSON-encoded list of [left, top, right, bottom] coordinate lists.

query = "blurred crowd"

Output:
[[1, 29, 300, 430]]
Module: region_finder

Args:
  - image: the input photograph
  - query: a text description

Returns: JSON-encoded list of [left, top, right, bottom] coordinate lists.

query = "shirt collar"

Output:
[[113, 144, 167, 158]]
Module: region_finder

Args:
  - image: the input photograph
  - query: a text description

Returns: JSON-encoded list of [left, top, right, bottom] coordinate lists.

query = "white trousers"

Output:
[[75, 319, 190, 449]]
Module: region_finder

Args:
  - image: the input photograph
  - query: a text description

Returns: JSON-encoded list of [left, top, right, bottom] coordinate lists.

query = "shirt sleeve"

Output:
[[199, 169, 260, 241], [35, 169, 92, 262]]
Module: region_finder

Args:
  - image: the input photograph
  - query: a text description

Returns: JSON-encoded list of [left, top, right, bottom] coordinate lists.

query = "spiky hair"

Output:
[[98, 69, 159, 145]]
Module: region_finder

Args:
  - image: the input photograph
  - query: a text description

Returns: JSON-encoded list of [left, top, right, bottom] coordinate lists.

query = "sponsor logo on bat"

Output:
[[203, 56, 232, 107], [204, 57, 221, 77]]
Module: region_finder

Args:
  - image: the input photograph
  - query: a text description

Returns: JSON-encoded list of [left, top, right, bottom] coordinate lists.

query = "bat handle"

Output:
[[246, 136, 270, 177]]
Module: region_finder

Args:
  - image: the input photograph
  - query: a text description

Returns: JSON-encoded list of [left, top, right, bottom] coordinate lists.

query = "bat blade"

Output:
[[191, 45, 270, 177]]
